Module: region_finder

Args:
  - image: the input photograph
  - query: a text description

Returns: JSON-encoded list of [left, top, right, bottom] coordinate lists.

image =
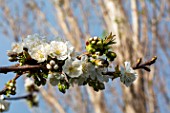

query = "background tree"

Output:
[[0, 0, 169, 113]]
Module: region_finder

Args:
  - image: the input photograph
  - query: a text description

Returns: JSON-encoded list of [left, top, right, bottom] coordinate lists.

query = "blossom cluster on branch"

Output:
[[0, 33, 157, 112]]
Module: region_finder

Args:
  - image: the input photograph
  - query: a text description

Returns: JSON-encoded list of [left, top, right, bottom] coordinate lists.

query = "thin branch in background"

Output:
[[4, 93, 32, 101]]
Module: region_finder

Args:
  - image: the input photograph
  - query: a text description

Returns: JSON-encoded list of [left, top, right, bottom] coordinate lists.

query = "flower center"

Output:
[[82, 63, 87, 73], [125, 72, 132, 76], [37, 50, 44, 58], [69, 66, 75, 73], [55, 50, 61, 55]]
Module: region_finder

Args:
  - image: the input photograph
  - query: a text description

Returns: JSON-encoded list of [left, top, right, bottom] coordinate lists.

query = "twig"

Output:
[[4, 93, 32, 100], [133, 56, 157, 71], [0, 73, 22, 95], [103, 56, 157, 76]]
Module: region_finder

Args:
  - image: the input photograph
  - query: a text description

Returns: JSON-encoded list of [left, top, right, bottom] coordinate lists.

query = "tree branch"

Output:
[[0, 64, 46, 73], [4, 93, 32, 100]]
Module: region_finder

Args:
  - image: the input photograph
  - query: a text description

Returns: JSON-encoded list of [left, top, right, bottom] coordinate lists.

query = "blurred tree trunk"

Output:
[[99, 0, 158, 113]]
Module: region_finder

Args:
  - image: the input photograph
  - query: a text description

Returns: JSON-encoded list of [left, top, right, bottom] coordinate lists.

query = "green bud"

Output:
[[5, 80, 16, 96], [93, 59, 109, 67], [106, 51, 117, 61], [99, 83, 105, 90], [86, 44, 96, 53], [58, 83, 66, 93], [96, 40, 103, 47], [64, 82, 69, 89]]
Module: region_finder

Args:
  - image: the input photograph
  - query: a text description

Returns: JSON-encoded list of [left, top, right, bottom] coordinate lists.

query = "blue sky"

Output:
[[0, 0, 170, 113]]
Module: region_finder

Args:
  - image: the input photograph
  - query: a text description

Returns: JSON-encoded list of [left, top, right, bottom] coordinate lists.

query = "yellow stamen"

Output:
[[55, 50, 61, 55]]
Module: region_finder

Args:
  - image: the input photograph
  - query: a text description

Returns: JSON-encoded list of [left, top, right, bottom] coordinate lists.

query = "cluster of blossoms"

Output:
[[6, 33, 138, 94]]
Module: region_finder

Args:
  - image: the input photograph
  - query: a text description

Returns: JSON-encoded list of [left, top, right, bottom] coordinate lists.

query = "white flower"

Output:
[[23, 34, 47, 51], [120, 61, 138, 87], [80, 55, 109, 83], [24, 78, 34, 88], [81, 55, 93, 78], [11, 42, 24, 53], [50, 41, 68, 60], [29, 43, 50, 62], [48, 74, 59, 86], [90, 67, 109, 82], [0, 95, 10, 112], [63, 58, 83, 78], [65, 41, 78, 59], [48, 73, 65, 86]]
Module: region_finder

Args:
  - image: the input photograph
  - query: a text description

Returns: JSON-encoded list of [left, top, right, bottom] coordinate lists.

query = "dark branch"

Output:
[[0, 64, 47, 73], [102, 56, 157, 76], [132, 56, 157, 71], [4, 93, 32, 101]]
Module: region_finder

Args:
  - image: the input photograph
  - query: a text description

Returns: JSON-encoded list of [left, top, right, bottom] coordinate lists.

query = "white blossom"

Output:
[[10, 42, 24, 53], [65, 41, 78, 59], [23, 34, 47, 50], [70, 56, 94, 85], [29, 43, 50, 62], [0, 95, 10, 112], [63, 58, 83, 78], [48, 73, 64, 86], [81, 56, 93, 78], [50, 41, 68, 60], [79, 55, 109, 83], [24, 78, 34, 88], [90, 67, 109, 83], [120, 61, 138, 87], [48, 74, 59, 86]]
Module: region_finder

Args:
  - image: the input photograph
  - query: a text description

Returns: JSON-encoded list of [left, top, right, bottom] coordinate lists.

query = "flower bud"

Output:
[[95, 51, 103, 56], [91, 40, 96, 45], [49, 77, 58, 86], [58, 83, 66, 93], [7, 51, 18, 57], [46, 64, 52, 70], [89, 48, 96, 53], [106, 51, 117, 61], [89, 37, 93, 42], [96, 40, 102, 46], [86, 44, 96, 53], [54, 64, 59, 70], [93, 36, 98, 41], [92, 58, 109, 67], [8, 57, 18, 62], [99, 83, 105, 90], [50, 60, 56, 66]]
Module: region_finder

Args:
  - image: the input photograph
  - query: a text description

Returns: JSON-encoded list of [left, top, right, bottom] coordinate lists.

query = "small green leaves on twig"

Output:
[[103, 32, 116, 45], [5, 80, 16, 96]]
